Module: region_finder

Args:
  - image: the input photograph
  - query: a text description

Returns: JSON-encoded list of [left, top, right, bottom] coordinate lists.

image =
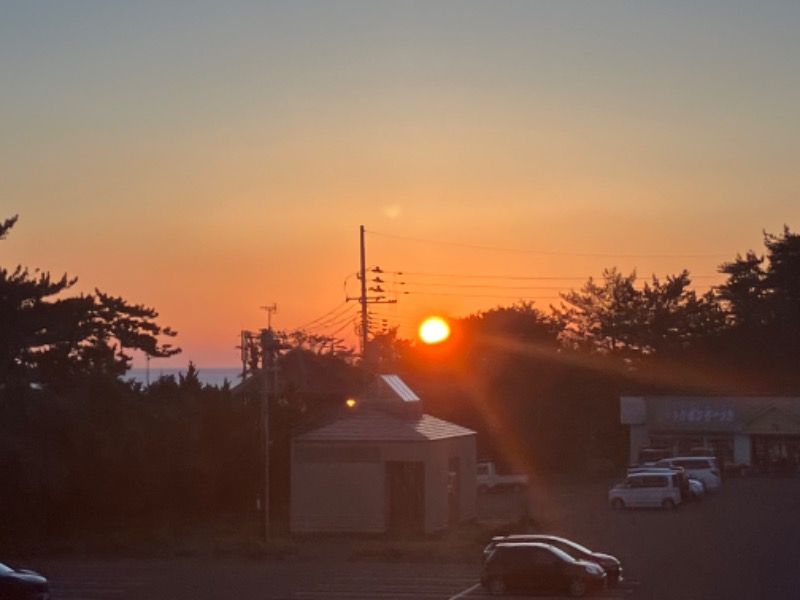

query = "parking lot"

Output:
[[508, 472, 800, 599], [20, 473, 800, 599]]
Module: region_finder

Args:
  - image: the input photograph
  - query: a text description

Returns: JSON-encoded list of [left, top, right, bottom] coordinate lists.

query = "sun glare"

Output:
[[419, 316, 451, 345]]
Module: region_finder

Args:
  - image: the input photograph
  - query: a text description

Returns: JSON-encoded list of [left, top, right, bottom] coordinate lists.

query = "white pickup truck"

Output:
[[476, 460, 529, 493]]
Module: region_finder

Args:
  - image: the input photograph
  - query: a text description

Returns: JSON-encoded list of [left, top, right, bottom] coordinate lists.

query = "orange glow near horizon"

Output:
[[3, 4, 796, 370]]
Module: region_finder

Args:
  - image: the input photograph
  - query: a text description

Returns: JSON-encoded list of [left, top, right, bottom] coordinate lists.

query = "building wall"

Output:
[[291, 435, 476, 534], [420, 436, 477, 533], [628, 425, 651, 464], [290, 443, 385, 534], [454, 435, 477, 523]]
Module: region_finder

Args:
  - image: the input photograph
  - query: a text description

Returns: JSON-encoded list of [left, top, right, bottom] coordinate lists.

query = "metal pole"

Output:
[[241, 331, 247, 381], [260, 328, 273, 542], [360, 225, 368, 364]]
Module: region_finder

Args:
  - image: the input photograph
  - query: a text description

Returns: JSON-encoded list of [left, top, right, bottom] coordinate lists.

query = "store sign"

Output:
[[669, 407, 735, 424]]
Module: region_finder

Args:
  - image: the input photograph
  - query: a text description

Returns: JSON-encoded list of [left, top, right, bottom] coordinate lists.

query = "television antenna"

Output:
[[260, 304, 277, 329]]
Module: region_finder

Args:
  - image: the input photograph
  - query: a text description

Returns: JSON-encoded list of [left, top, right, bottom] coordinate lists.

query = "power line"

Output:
[[398, 282, 720, 293], [326, 316, 359, 338], [286, 227, 729, 347], [343, 228, 733, 344], [375, 266, 723, 306], [299, 308, 359, 336], [289, 301, 354, 331], [399, 290, 564, 300], [401, 281, 621, 292], [384, 269, 723, 281], [367, 229, 729, 260], [315, 307, 360, 330], [390, 271, 720, 296]]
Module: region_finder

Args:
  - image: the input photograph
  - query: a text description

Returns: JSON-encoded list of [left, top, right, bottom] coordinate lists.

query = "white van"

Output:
[[655, 457, 721, 492], [608, 472, 683, 510]]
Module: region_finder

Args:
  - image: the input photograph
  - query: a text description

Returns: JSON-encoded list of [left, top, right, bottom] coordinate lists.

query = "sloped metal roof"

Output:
[[376, 374, 419, 402], [361, 373, 420, 404], [294, 409, 475, 442]]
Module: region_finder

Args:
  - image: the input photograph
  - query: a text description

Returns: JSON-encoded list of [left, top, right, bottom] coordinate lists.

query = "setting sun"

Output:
[[418, 316, 451, 344]]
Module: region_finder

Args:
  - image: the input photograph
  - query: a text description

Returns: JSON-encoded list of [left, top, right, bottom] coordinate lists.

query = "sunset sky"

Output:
[[3, 2, 800, 369]]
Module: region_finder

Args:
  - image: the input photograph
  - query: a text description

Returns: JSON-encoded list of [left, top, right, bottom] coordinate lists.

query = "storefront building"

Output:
[[621, 396, 800, 473]]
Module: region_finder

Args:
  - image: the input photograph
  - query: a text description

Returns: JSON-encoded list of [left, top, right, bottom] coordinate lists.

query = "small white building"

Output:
[[291, 375, 477, 535]]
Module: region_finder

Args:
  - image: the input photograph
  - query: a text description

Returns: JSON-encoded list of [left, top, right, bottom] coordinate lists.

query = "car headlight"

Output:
[[585, 564, 604, 576]]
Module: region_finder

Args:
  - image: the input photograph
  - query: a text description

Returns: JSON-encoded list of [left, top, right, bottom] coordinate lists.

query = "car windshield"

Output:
[[541, 544, 579, 564], [491, 535, 592, 556], [546, 537, 592, 556]]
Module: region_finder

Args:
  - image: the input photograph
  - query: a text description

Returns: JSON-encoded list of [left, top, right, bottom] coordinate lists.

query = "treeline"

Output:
[[0, 367, 259, 540], [4, 212, 800, 542], [371, 226, 800, 475], [0, 216, 264, 542]]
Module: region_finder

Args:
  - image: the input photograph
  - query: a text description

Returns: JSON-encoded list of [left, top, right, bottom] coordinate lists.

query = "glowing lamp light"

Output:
[[345, 398, 357, 408], [419, 316, 451, 345]]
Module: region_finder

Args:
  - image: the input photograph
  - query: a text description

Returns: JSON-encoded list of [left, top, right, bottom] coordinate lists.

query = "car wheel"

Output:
[[662, 498, 676, 510], [487, 575, 506, 595], [611, 498, 625, 510], [569, 577, 588, 597]]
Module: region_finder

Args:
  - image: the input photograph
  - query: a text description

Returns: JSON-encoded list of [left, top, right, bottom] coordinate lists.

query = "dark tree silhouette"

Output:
[[0, 215, 180, 392], [553, 268, 723, 359], [715, 226, 800, 390]]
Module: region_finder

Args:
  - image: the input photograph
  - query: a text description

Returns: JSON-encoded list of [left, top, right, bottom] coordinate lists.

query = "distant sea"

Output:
[[127, 366, 244, 388]]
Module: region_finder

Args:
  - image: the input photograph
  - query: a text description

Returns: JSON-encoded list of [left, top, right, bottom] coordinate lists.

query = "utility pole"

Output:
[[360, 225, 368, 358], [258, 304, 288, 543], [259, 327, 273, 542], [356, 225, 396, 371]]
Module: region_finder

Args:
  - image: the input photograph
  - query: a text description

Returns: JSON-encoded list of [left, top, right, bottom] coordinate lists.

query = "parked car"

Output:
[[636, 446, 673, 466], [626, 466, 705, 501], [482, 542, 606, 597], [0, 562, 49, 600], [655, 456, 722, 492], [476, 460, 529, 493], [483, 534, 622, 586], [608, 471, 683, 509]]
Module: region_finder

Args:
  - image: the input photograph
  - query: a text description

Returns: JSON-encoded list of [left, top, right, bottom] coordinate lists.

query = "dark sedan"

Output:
[[0, 562, 49, 600], [483, 534, 623, 585], [482, 542, 606, 597]]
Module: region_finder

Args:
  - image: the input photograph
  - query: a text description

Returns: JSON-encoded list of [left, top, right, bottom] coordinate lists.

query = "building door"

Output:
[[752, 435, 800, 474], [448, 457, 461, 525], [386, 461, 424, 535]]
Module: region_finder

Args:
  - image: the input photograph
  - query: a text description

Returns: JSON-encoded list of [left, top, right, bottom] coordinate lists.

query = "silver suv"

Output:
[[655, 457, 721, 492]]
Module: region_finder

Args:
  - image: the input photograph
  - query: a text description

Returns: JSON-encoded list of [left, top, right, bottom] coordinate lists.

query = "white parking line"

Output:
[[448, 582, 481, 599]]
